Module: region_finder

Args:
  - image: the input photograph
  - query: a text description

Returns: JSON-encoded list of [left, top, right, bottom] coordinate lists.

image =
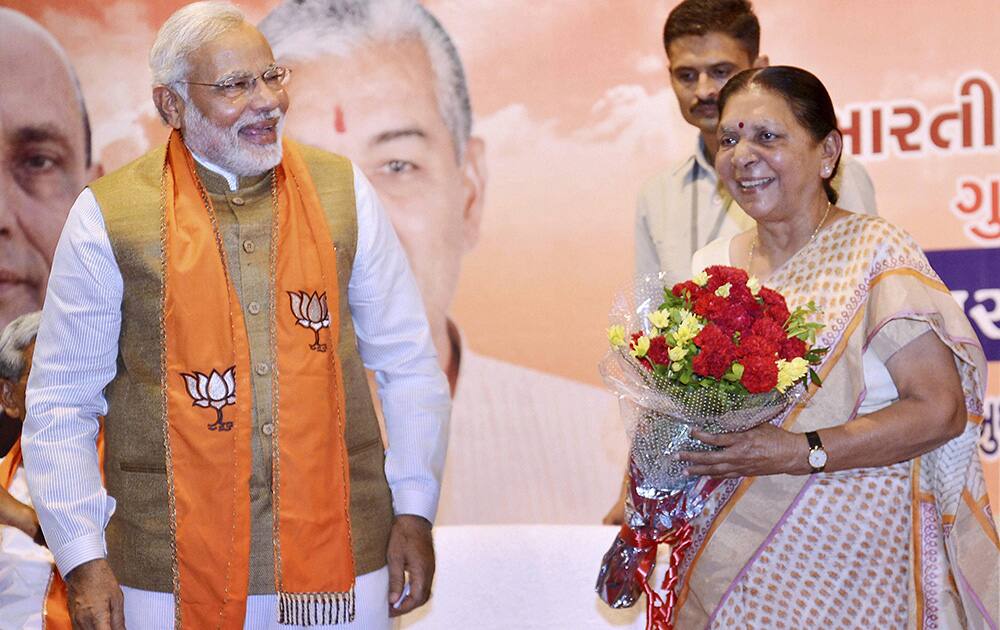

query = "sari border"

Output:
[[911, 459, 926, 629], [963, 489, 1000, 549]]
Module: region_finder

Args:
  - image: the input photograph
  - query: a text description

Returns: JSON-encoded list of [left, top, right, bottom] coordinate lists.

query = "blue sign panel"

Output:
[[925, 247, 1000, 362]]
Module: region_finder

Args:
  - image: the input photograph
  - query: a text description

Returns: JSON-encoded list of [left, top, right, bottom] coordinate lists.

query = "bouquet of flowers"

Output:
[[595, 265, 825, 630]]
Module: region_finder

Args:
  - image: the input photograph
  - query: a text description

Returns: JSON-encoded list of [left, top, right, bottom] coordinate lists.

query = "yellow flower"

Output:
[[607, 324, 627, 348], [647, 310, 670, 329], [674, 314, 703, 346], [715, 282, 732, 298], [692, 271, 710, 287], [668, 346, 687, 361], [776, 357, 810, 392], [671, 361, 684, 372], [630, 335, 651, 358], [747, 276, 761, 296]]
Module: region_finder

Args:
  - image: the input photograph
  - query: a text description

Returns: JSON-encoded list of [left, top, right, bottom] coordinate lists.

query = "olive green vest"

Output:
[[89, 143, 393, 593]]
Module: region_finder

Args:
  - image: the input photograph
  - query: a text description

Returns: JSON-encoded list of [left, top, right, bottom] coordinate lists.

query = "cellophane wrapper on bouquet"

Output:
[[595, 268, 824, 630]]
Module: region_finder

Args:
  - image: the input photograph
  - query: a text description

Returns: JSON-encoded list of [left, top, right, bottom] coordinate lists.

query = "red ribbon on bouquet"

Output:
[[620, 520, 694, 630]]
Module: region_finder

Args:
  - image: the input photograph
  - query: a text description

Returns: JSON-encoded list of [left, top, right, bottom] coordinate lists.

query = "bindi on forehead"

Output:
[[738, 122, 744, 129], [334, 104, 346, 134]]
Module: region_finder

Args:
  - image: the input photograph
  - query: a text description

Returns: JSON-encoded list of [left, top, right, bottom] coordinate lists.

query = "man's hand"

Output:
[[386, 514, 434, 617], [64, 558, 125, 630]]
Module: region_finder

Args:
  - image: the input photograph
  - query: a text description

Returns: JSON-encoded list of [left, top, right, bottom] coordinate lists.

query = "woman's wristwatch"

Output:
[[805, 431, 827, 473]]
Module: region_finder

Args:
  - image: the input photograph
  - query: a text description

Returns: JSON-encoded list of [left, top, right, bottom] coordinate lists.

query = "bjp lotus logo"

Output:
[[182, 367, 237, 431], [288, 290, 330, 352]]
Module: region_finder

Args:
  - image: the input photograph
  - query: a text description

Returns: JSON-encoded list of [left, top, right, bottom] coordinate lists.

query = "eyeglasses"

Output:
[[180, 65, 292, 100]]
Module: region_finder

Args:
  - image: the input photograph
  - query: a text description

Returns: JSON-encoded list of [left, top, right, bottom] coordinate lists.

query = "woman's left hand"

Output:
[[681, 423, 809, 478]]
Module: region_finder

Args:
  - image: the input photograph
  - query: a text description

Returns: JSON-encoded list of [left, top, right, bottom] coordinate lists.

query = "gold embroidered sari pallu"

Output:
[[163, 130, 354, 628], [673, 215, 998, 629]]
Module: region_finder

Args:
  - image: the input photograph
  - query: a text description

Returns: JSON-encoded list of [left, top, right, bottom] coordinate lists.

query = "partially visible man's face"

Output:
[[178, 23, 289, 176], [283, 38, 485, 330], [667, 32, 756, 136], [0, 13, 94, 333]]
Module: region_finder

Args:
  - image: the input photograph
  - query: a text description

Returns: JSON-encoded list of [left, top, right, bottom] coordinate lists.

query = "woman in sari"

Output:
[[678, 66, 998, 629]]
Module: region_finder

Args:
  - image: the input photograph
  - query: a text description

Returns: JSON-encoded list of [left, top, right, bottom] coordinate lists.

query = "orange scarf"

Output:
[[1, 431, 104, 630], [162, 131, 354, 629]]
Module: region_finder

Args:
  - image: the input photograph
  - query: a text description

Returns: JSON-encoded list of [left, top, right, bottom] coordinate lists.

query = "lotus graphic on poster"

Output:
[[288, 290, 331, 352], [181, 367, 237, 432]]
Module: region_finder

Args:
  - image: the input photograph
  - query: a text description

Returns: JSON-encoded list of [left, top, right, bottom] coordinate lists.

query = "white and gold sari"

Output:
[[682, 213, 998, 629]]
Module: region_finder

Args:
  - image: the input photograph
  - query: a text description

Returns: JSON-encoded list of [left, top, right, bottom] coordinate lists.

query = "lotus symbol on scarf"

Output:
[[182, 367, 237, 431], [289, 290, 331, 352]]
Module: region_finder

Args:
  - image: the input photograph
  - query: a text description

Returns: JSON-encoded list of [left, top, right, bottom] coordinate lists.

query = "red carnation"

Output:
[[737, 334, 779, 360], [741, 354, 779, 393], [779, 336, 808, 360], [692, 293, 728, 321], [692, 347, 731, 379], [692, 324, 736, 379], [714, 301, 757, 336], [758, 287, 790, 324], [672, 280, 707, 304], [694, 323, 731, 350], [646, 335, 671, 366], [704, 265, 749, 291], [751, 317, 787, 344]]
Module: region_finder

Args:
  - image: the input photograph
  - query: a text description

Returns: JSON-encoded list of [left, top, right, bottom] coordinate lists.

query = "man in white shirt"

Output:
[[635, 0, 878, 286], [21, 2, 449, 629], [261, 0, 627, 526]]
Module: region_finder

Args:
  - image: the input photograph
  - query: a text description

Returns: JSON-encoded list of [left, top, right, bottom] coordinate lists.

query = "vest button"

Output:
[[261, 423, 274, 436], [242, 240, 255, 253], [231, 196, 246, 206], [248, 301, 261, 315], [255, 362, 270, 376]]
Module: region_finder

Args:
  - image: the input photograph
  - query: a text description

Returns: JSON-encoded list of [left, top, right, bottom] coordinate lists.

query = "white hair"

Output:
[[149, 1, 247, 87], [259, 0, 472, 160], [0, 312, 40, 382]]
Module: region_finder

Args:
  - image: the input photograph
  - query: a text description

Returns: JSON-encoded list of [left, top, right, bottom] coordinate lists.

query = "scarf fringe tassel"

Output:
[[278, 588, 356, 626]]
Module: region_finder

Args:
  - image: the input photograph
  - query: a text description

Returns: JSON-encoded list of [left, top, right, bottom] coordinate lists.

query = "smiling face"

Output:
[[163, 22, 289, 175], [0, 12, 95, 333], [282, 37, 485, 336], [715, 86, 838, 222], [667, 32, 756, 137]]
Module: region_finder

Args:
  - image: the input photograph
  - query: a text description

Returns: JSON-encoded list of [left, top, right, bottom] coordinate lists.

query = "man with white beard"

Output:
[[21, 2, 449, 629]]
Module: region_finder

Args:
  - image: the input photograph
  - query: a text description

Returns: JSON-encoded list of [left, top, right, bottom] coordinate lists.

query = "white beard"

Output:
[[181, 103, 285, 177]]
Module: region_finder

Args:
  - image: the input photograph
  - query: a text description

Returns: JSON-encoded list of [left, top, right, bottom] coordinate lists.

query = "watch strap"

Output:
[[806, 430, 823, 450]]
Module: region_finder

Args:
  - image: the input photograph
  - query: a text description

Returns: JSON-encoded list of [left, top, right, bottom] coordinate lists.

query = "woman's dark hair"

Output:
[[718, 65, 842, 203]]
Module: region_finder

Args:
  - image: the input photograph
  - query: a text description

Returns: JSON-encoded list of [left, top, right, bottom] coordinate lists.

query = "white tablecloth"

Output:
[[400, 525, 645, 630]]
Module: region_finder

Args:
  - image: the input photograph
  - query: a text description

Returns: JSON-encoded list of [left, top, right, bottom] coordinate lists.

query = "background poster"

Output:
[[4, 0, 997, 507]]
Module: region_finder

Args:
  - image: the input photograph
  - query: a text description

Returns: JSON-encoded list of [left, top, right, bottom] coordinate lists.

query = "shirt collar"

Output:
[[670, 136, 718, 184], [189, 149, 240, 192], [692, 136, 717, 181]]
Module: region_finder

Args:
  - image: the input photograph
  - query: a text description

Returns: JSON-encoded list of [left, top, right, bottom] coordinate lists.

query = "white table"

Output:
[[400, 525, 645, 630]]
